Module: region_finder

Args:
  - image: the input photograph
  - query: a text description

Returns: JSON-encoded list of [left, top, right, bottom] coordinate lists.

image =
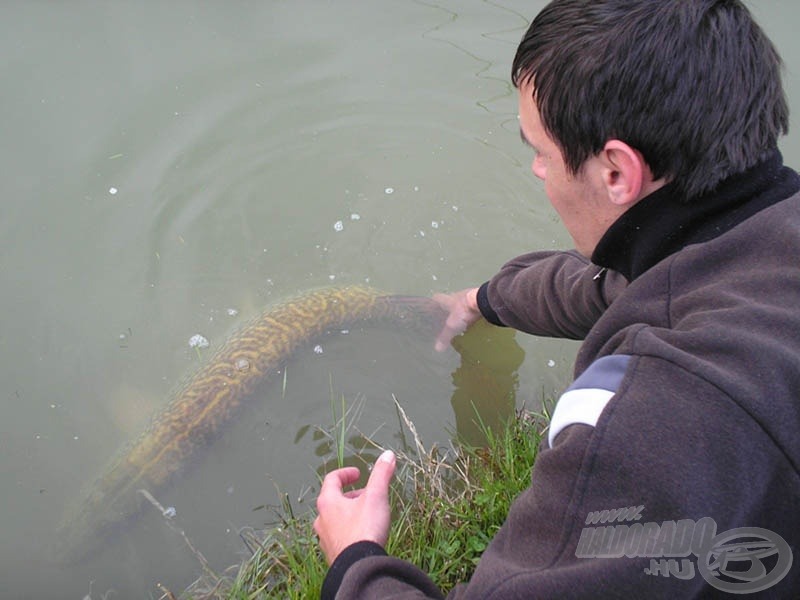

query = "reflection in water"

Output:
[[307, 317, 526, 485], [450, 319, 525, 446]]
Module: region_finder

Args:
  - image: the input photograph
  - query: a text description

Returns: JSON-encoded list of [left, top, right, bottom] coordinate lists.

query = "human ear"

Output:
[[599, 140, 647, 206]]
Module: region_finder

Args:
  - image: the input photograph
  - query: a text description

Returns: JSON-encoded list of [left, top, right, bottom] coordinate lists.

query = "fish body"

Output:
[[54, 286, 443, 564]]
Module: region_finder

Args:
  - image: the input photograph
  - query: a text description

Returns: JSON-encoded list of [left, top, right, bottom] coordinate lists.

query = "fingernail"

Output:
[[378, 449, 395, 463]]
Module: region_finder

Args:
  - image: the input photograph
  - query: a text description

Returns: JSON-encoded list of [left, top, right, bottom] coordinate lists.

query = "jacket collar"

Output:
[[591, 150, 800, 281]]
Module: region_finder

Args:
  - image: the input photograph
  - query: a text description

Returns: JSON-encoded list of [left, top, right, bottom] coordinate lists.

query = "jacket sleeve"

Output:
[[322, 354, 798, 598], [477, 250, 628, 339]]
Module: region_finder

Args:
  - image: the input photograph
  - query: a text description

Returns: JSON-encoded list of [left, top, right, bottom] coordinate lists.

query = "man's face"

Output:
[[517, 81, 622, 257]]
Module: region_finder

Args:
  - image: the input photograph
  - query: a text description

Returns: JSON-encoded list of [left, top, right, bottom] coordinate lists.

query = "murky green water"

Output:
[[1, 1, 798, 597]]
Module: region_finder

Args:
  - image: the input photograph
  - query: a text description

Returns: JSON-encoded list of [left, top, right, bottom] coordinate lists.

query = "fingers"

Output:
[[314, 451, 398, 564], [317, 453, 395, 510], [365, 450, 396, 498], [432, 288, 482, 352], [317, 467, 360, 519], [435, 330, 455, 353], [435, 315, 463, 352], [431, 292, 452, 306], [319, 466, 361, 495], [318, 451, 394, 502], [432, 292, 460, 352]]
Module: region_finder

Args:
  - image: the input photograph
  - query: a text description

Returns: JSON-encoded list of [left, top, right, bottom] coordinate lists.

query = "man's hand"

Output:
[[432, 287, 482, 352], [314, 450, 396, 565]]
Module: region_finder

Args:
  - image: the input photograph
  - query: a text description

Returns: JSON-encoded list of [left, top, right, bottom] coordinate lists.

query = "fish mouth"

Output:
[[380, 295, 448, 332]]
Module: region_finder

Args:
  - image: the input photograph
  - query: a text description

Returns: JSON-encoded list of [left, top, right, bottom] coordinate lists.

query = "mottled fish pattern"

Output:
[[55, 286, 443, 563]]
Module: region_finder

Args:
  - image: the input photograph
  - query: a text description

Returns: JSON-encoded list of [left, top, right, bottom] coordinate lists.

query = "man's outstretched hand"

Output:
[[314, 450, 397, 565], [432, 287, 482, 352]]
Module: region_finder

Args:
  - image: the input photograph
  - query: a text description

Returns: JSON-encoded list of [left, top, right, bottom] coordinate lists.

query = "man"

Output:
[[314, 0, 800, 597]]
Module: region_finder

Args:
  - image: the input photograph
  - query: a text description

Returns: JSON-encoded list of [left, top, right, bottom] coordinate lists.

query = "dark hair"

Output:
[[512, 0, 789, 199]]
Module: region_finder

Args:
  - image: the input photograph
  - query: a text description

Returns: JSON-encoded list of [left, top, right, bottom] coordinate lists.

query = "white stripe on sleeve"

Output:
[[548, 388, 615, 447]]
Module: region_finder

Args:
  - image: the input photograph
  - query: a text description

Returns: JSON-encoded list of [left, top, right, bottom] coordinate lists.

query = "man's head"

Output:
[[518, 76, 663, 256], [513, 0, 789, 201]]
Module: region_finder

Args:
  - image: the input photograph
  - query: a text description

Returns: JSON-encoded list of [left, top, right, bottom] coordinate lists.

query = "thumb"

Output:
[[365, 450, 396, 497]]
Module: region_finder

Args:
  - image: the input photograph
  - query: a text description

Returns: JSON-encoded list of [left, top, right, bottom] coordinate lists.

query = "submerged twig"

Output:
[[156, 582, 177, 600], [138, 489, 217, 580]]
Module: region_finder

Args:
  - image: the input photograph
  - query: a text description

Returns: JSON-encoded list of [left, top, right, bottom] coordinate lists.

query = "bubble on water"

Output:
[[452, 205, 459, 212], [226, 308, 239, 317], [189, 334, 209, 349], [313, 345, 324, 355], [431, 221, 440, 229], [235, 358, 250, 372], [163, 506, 177, 519], [547, 359, 556, 367], [350, 213, 361, 221], [384, 187, 394, 195], [109, 187, 118, 195], [329, 274, 336, 280], [333, 220, 344, 232]]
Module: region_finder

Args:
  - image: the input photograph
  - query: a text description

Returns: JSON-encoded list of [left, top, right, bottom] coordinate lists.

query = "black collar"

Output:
[[591, 150, 800, 281]]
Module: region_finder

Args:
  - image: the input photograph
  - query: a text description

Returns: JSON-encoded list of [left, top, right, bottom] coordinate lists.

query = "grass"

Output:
[[329, 375, 348, 470], [177, 401, 550, 599]]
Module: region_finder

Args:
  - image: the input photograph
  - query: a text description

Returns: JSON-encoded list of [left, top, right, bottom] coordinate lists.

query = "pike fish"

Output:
[[54, 286, 444, 564]]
